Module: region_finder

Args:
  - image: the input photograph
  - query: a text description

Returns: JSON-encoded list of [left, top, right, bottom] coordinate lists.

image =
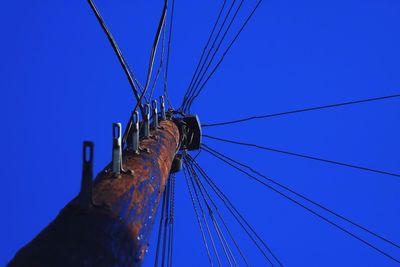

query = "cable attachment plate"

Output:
[[131, 111, 139, 154], [112, 123, 123, 176], [78, 141, 94, 209], [160, 95, 166, 120], [143, 104, 150, 138], [152, 99, 158, 128]]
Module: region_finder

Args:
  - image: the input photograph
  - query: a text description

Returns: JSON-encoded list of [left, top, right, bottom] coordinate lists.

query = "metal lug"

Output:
[[152, 99, 158, 128], [112, 123, 123, 176], [143, 104, 150, 138], [160, 96, 166, 120], [131, 111, 139, 154], [78, 141, 93, 209]]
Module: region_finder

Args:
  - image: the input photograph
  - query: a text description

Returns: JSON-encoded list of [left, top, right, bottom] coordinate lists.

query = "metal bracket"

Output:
[[160, 96, 166, 121], [78, 141, 93, 209], [143, 104, 150, 138], [152, 99, 158, 128], [131, 111, 139, 154], [112, 123, 123, 176]]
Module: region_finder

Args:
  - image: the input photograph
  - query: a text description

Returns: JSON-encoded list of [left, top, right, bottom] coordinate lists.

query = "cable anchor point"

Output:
[[143, 104, 150, 138], [152, 99, 158, 128], [77, 141, 94, 209], [131, 111, 140, 154], [112, 123, 124, 176], [160, 96, 166, 121]]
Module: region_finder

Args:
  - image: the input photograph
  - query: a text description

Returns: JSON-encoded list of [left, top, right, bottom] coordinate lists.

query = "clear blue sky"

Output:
[[1, 1, 400, 266]]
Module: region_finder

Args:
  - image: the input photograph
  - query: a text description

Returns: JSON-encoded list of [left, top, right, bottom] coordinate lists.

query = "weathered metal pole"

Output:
[[8, 120, 180, 267]]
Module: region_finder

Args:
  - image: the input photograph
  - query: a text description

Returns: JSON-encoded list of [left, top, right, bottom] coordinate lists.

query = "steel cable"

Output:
[[186, 158, 245, 266], [181, 0, 232, 111], [203, 135, 400, 178], [202, 145, 400, 264], [188, 155, 280, 266], [184, 0, 264, 112], [183, 164, 214, 266], [202, 94, 400, 127], [87, 0, 144, 113], [186, 160, 236, 266]]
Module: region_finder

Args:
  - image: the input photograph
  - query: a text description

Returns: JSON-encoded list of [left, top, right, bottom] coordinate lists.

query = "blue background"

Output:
[[1, 0, 400, 266]]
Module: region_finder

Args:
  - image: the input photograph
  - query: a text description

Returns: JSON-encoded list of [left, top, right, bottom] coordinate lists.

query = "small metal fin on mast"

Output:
[[143, 104, 150, 138], [131, 111, 139, 154], [160, 95, 166, 120], [112, 123, 123, 176], [78, 141, 94, 209], [152, 99, 158, 128]]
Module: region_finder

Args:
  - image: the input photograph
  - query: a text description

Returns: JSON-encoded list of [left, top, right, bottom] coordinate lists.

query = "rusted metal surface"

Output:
[[8, 120, 179, 267]]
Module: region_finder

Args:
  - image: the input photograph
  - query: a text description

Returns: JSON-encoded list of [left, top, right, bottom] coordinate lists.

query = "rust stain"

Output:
[[92, 119, 179, 257], [147, 184, 155, 194], [131, 223, 142, 241], [93, 120, 178, 199]]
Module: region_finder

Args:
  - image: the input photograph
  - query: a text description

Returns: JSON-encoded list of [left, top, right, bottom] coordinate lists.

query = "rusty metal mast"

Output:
[[8, 0, 204, 264], [8, 109, 201, 266], [7, 0, 400, 265]]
